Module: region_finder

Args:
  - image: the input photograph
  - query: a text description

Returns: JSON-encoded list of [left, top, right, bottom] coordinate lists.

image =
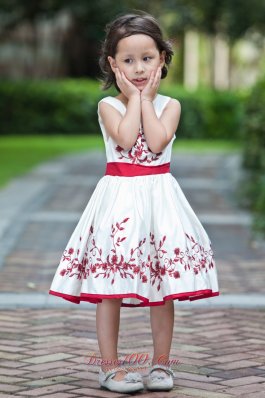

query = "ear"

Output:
[[108, 56, 117, 73], [159, 50, 166, 68]]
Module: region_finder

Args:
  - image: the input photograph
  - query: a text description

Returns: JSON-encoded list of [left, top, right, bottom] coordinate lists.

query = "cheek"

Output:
[[116, 64, 125, 73], [121, 69, 131, 79], [147, 71, 154, 80]]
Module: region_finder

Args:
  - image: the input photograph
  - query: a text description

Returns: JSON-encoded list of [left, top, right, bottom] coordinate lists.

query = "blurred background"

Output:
[[1, 4, 265, 394], [0, 0, 265, 237]]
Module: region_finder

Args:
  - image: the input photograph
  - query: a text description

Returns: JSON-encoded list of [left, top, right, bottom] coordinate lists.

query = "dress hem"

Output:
[[49, 289, 220, 307]]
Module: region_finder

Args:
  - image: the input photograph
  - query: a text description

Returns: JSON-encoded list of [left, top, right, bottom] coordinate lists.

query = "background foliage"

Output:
[[0, 0, 264, 235], [0, 0, 265, 78], [0, 79, 246, 140], [239, 75, 265, 235]]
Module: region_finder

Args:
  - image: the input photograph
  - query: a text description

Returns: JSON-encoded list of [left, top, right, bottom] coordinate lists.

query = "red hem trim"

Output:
[[49, 289, 220, 307]]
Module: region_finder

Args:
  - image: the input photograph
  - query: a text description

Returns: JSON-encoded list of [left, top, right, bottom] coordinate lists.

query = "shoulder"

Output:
[[98, 98, 109, 120], [157, 94, 181, 110], [98, 97, 110, 115], [98, 96, 116, 111], [98, 96, 123, 120], [98, 96, 112, 106], [159, 95, 181, 117], [166, 96, 181, 110]]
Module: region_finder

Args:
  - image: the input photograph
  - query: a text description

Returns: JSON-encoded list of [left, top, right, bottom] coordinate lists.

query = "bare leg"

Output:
[[96, 298, 126, 380], [150, 300, 174, 373]]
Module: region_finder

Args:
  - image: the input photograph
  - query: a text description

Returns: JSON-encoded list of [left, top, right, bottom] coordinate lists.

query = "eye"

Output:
[[124, 59, 132, 63], [144, 56, 152, 61]]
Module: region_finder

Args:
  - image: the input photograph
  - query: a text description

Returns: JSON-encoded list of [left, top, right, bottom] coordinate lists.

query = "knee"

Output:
[[101, 298, 122, 304]]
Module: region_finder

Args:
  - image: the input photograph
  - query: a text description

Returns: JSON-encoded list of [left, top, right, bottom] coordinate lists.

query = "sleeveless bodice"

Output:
[[97, 94, 176, 165]]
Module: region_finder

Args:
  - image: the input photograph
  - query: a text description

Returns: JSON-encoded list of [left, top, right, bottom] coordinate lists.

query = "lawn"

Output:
[[0, 135, 242, 189]]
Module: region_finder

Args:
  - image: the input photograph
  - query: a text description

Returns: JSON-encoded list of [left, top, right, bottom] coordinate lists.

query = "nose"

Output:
[[135, 61, 144, 74]]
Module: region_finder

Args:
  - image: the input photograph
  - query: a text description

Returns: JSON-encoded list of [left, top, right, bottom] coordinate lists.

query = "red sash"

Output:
[[105, 162, 170, 177]]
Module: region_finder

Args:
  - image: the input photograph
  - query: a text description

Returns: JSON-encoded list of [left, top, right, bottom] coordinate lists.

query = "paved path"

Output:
[[0, 150, 265, 397], [1, 307, 265, 398]]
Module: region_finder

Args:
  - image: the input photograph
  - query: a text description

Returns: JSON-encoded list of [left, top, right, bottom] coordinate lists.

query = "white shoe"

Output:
[[146, 364, 175, 391], [98, 366, 144, 393]]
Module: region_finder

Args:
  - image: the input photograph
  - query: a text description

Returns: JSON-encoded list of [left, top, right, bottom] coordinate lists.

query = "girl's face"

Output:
[[108, 34, 166, 91]]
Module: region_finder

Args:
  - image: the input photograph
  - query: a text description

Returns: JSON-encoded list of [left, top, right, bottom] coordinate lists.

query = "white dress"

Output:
[[49, 93, 220, 307]]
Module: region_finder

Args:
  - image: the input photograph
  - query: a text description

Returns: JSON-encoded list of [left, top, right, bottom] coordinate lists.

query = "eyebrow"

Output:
[[122, 51, 155, 56]]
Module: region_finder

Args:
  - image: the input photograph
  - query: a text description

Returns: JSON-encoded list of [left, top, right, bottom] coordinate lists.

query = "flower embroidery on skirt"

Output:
[[115, 126, 162, 164], [58, 217, 215, 291]]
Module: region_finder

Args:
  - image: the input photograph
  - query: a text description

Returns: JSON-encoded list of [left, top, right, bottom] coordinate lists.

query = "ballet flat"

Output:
[[146, 364, 176, 391], [98, 366, 144, 393]]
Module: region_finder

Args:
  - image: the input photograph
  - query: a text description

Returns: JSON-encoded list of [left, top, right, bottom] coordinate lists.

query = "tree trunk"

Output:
[[213, 33, 230, 89], [183, 30, 199, 90]]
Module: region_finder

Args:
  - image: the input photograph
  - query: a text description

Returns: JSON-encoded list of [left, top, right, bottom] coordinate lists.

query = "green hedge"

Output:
[[0, 78, 245, 139], [0, 79, 99, 134], [164, 85, 247, 140], [239, 76, 265, 236]]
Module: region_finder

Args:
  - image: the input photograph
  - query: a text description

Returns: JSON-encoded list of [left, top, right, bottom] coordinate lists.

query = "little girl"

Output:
[[49, 11, 220, 393]]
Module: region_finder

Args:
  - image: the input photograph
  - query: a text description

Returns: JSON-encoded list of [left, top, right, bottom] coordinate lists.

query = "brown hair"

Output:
[[98, 10, 174, 92]]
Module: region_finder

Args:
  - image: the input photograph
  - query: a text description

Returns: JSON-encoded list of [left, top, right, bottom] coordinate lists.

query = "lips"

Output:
[[133, 78, 147, 83]]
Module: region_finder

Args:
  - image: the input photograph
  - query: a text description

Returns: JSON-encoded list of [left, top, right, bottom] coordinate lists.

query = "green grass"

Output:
[[0, 135, 242, 189]]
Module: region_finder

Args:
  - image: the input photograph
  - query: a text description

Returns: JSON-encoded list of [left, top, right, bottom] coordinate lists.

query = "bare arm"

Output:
[[141, 98, 181, 153], [98, 67, 142, 151], [117, 94, 141, 150], [98, 94, 141, 151]]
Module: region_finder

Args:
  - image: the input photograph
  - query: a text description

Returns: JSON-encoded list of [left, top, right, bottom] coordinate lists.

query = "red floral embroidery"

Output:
[[58, 217, 215, 291], [59, 219, 148, 285], [115, 126, 162, 164], [149, 232, 215, 291]]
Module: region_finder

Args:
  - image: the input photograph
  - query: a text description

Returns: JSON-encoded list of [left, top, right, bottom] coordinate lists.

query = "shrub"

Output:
[[0, 79, 102, 134], [239, 76, 265, 237], [164, 85, 246, 140], [0, 78, 244, 140]]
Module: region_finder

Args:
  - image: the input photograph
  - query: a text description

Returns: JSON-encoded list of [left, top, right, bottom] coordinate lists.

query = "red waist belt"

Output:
[[105, 162, 171, 177]]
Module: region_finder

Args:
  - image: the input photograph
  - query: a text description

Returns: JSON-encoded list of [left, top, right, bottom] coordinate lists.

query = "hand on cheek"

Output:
[[141, 66, 162, 101], [114, 67, 140, 99]]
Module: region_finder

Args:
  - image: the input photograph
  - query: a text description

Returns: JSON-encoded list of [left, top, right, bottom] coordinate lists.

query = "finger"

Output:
[[156, 67, 161, 77], [154, 68, 159, 77], [120, 71, 127, 82], [115, 68, 123, 88], [151, 69, 159, 87], [154, 67, 161, 85], [117, 69, 124, 84], [121, 72, 129, 85], [148, 70, 155, 85], [114, 68, 120, 79], [122, 71, 130, 82], [122, 71, 134, 86]]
